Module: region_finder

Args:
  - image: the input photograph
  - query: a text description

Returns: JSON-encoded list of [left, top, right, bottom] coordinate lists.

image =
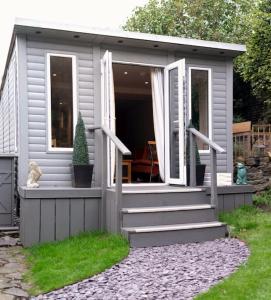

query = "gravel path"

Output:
[[34, 238, 249, 300]]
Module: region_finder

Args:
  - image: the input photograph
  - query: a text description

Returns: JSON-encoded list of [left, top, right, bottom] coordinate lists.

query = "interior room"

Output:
[[113, 63, 161, 183]]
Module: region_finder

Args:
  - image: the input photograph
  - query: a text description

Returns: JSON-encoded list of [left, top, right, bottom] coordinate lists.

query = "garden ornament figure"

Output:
[[27, 161, 42, 188], [236, 162, 247, 185]]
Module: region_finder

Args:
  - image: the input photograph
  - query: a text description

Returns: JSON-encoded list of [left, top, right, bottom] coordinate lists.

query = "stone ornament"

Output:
[[27, 161, 42, 188], [236, 162, 247, 185]]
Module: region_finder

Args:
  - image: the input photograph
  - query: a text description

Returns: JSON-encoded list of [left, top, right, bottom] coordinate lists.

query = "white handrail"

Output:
[[187, 127, 226, 216], [88, 124, 131, 233], [188, 127, 226, 153]]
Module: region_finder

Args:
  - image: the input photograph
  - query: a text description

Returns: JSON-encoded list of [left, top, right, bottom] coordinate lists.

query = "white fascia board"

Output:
[[14, 17, 246, 53]]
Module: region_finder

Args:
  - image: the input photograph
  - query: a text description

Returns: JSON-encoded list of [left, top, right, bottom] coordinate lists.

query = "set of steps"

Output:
[[120, 186, 227, 247]]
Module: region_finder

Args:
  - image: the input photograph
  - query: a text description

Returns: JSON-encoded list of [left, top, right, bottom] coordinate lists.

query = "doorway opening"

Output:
[[113, 63, 162, 183]]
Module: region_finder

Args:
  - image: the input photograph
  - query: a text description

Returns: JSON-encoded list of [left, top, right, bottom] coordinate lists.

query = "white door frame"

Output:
[[164, 59, 186, 185], [101, 50, 115, 187], [102, 57, 187, 187]]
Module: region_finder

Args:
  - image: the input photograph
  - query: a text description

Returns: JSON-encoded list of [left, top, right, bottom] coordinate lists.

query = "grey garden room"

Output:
[[0, 18, 254, 248]]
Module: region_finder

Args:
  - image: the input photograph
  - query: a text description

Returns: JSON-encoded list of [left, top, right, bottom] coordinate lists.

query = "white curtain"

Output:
[[151, 68, 165, 181]]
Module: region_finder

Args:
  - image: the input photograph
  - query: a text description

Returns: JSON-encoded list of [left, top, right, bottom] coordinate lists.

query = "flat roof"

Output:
[[1, 18, 246, 96], [14, 18, 246, 54]]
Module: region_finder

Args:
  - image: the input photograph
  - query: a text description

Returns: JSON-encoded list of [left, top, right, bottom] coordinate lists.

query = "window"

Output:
[[47, 54, 77, 151], [189, 68, 211, 151]]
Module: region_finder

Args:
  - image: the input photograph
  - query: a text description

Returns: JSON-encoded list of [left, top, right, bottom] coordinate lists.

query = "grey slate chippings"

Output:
[[34, 238, 249, 300]]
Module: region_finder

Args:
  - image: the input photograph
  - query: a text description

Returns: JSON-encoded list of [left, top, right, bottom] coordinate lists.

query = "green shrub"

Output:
[[219, 205, 260, 234], [253, 189, 271, 207], [72, 112, 89, 165]]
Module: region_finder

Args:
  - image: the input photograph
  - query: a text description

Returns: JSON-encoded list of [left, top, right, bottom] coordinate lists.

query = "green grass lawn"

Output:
[[24, 231, 129, 295], [196, 204, 271, 300]]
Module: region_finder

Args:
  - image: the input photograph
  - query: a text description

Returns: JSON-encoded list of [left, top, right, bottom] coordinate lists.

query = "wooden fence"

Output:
[[233, 122, 271, 159]]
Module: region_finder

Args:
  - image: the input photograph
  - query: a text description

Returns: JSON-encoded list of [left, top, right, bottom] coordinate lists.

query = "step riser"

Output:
[[122, 192, 210, 208], [122, 209, 216, 227], [127, 226, 227, 248]]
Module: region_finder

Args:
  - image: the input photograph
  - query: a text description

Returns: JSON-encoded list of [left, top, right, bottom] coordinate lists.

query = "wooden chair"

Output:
[[132, 141, 159, 182]]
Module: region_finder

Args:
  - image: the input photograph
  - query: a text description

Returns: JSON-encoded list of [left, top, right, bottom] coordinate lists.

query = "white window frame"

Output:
[[47, 53, 78, 152], [188, 66, 212, 154]]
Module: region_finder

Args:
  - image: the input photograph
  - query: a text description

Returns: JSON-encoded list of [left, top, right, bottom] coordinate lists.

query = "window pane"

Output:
[[191, 69, 209, 150], [50, 56, 74, 148]]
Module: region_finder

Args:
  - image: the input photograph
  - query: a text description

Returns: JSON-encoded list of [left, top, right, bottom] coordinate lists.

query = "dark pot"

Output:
[[254, 157, 260, 166], [186, 164, 206, 186], [71, 164, 93, 188]]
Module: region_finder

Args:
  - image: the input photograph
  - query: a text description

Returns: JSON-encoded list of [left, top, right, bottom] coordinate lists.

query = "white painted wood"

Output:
[[188, 67, 212, 154], [101, 50, 115, 187], [122, 221, 225, 233], [122, 187, 204, 194], [122, 204, 212, 213], [164, 59, 186, 185], [46, 53, 78, 152]]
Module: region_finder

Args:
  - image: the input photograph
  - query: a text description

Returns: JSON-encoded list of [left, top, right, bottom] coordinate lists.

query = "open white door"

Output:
[[164, 59, 186, 185], [101, 50, 115, 186]]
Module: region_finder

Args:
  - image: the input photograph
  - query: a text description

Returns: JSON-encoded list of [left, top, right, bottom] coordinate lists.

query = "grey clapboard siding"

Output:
[[0, 48, 17, 154], [184, 57, 229, 174], [26, 39, 95, 186]]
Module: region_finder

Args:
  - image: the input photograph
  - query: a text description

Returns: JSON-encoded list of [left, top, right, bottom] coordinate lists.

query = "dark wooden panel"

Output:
[[40, 199, 55, 243], [234, 194, 245, 208], [84, 199, 99, 231], [0, 184, 12, 213], [223, 194, 235, 212], [218, 195, 224, 212], [0, 214, 12, 226], [0, 158, 14, 226], [245, 193, 253, 206], [20, 198, 40, 247], [55, 199, 70, 241], [70, 199, 84, 236]]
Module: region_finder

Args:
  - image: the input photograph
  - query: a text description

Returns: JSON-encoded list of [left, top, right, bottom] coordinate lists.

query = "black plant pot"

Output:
[[72, 164, 93, 188], [186, 164, 206, 186]]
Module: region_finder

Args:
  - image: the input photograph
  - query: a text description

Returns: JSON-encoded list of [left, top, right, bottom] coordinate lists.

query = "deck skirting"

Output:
[[207, 185, 254, 212], [18, 185, 254, 247], [18, 187, 101, 247]]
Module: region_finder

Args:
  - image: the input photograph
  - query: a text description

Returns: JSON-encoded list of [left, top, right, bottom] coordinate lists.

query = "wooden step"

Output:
[[122, 190, 210, 208], [121, 204, 213, 213], [122, 187, 205, 194], [122, 222, 227, 247], [121, 205, 216, 227]]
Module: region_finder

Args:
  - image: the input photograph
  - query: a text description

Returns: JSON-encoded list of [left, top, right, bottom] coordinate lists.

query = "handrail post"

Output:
[[115, 149, 123, 233], [189, 131, 196, 187], [210, 148, 218, 216], [101, 130, 107, 231]]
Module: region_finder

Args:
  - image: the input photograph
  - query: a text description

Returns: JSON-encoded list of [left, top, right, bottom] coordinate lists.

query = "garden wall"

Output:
[[245, 156, 271, 192]]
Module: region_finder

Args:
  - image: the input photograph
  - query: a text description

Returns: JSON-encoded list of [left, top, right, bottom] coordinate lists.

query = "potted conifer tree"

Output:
[[186, 120, 206, 186], [71, 112, 93, 187]]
